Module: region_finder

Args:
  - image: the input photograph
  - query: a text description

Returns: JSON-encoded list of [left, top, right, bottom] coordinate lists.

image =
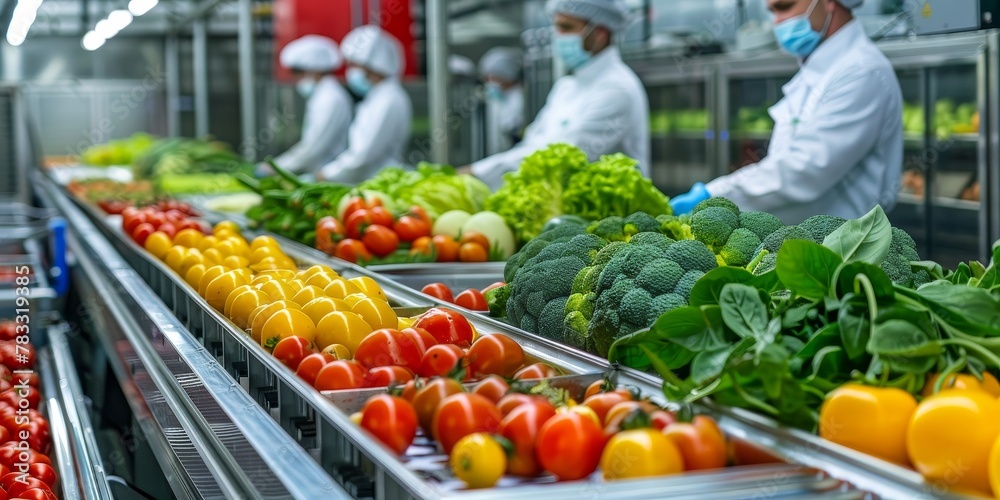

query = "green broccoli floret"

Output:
[[619, 289, 655, 327], [624, 212, 661, 235], [651, 293, 687, 317], [506, 251, 591, 336], [621, 245, 669, 277], [799, 215, 848, 243], [739, 211, 785, 240], [593, 241, 628, 265], [880, 227, 926, 287], [690, 207, 741, 250], [719, 228, 763, 267], [692, 197, 740, 216], [571, 266, 599, 295], [675, 270, 706, 298], [503, 222, 588, 281], [538, 296, 570, 341], [759, 226, 814, 254], [587, 216, 628, 242], [635, 259, 685, 296], [664, 240, 718, 273], [658, 214, 694, 241], [629, 232, 676, 253], [566, 292, 595, 321]]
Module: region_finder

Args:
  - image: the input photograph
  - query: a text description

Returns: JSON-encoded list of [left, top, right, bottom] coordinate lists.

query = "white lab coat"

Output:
[[706, 20, 903, 224], [485, 85, 525, 155], [318, 78, 412, 184], [273, 75, 353, 175], [471, 47, 650, 189]]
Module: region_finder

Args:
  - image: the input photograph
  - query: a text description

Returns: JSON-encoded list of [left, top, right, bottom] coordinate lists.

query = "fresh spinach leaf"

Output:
[[911, 260, 947, 281], [868, 319, 942, 357], [691, 346, 736, 384], [810, 346, 848, 382], [971, 261, 988, 280], [783, 302, 816, 328], [690, 267, 757, 306], [777, 240, 843, 300], [797, 323, 841, 359], [822, 205, 893, 264], [720, 284, 769, 339], [910, 282, 1000, 337], [835, 261, 895, 303], [757, 343, 790, 399], [751, 270, 783, 294], [838, 305, 870, 361]]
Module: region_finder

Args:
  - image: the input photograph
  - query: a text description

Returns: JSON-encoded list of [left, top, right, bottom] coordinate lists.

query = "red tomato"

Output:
[[177, 219, 206, 233], [501, 399, 557, 476], [535, 413, 606, 481], [0, 386, 39, 411], [412, 377, 465, 434], [5, 477, 52, 498], [410, 236, 433, 258], [314, 360, 367, 391], [432, 393, 502, 454], [344, 209, 383, 240], [271, 336, 314, 370], [362, 225, 400, 258], [334, 239, 372, 264], [294, 353, 335, 386], [420, 283, 454, 303], [27, 463, 56, 487], [0, 324, 14, 341], [582, 392, 630, 425], [470, 375, 509, 403], [393, 215, 430, 243], [466, 334, 525, 379], [497, 394, 543, 416], [315, 216, 345, 255], [98, 200, 129, 215], [131, 223, 155, 246], [18, 487, 57, 500], [162, 209, 186, 223], [417, 344, 466, 379], [401, 327, 437, 353], [412, 308, 474, 348], [366, 366, 414, 387], [513, 363, 560, 381], [663, 415, 728, 471], [459, 232, 491, 251], [354, 329, 425, 372], [0, 342, 34, 370], [122, 211, 148, 234], [156, 222, 178, 239], [396, 379, 419, 402], [457, 242, 488, 263], [454, 289, 488, 311], [651, 410, 678, 431], [368, 206, 394, 228], [407, 206, 432, 227], [341, 197, 369, 222], [145, 211, 167, 228], [360, 395, 418, 455], [431, 235, 459, 263]]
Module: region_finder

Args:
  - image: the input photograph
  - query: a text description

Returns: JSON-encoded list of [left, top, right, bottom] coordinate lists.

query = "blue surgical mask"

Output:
[[346, 67, 373, 96], [553, 25, 594, 71], [296, 77, 317, 98], [485, 82, 504, 102], [773, 0, 831, 58]]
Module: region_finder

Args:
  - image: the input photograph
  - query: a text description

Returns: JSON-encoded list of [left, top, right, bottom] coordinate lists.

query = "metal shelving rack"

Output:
[[36, 171, 967, 499]]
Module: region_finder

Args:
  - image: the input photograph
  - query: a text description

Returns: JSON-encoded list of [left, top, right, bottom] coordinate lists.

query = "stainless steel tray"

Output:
[[365, 262, 506, 294]]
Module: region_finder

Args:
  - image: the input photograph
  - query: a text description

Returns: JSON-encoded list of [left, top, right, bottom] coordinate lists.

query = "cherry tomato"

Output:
[[497, 394, 542, 416], [271, 336, 314, 371], [122, 211, 148, 234], [417, 344, 466, 379], [145, 210, 167, 228], [177, 219, 207, 233], [362, 225, 400, 258], [466, 334, 525, 379], [500, 398, 556, 476], [396, 379, 419, 402], [412, 377, 465, 434], [98, 200, 129, 215], [513, 363, 560, 381], [334, 239, 372, 264], [393, 215, 430, 243], [663, 415, 728, 471], [18, 487, 57, 500], [459, 232, 491, 251], [536, 412, 606, 481], [413, 308, 474, 348], [369, 206, 394, 227], [315, 216, 345, 255], [651, 410, 678, 430], [157, 222, 178, 239], [341, 197, 368, 222], [360, 395, 417, 455], [0, 386, 39, 411], [354, 329, 425, 372], [470, 375, 509, 404], [131, 222, 156, 246], [603, 400, 659, 428], [314, 360, 368, 391], [458, 242, 488, 263], [345, 210, 373, 239], [410, 236, 433, 258], [431, 235, 460, 263], [5, 476, 52, 498], [454, 289, 488, 311], [294, 353, 335, 386], [582, 392, 631, 425], [366, 366, 414, 387], [420, 283, 454, 303], [27, 463, 56, 487], [432, 393, 502, 454], [407, 206, 432, 227]]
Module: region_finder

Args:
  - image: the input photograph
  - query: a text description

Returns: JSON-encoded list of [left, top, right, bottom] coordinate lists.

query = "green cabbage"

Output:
[[355, 163, 490, 219], [561, 153, 672, 221]]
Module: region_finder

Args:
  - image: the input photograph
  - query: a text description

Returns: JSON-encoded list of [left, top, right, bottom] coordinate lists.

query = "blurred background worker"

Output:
[[466, 0, 649, 189], [478, 47, 525, 155], [265, 35, 352, 177], [670, 0, 903, 224], [316, 25, 412, 184]]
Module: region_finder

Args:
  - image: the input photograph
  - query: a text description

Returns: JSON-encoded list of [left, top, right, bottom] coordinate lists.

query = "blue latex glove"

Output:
[[670, 182, 711, 215]]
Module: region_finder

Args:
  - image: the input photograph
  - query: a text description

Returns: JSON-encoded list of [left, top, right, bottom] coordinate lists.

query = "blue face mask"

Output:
[[296, 77, 317, 98], [485, 82, 504, 102], [346, 67, 373, 96], [773, 0, 831, 58], [553, 25, 595, 71]]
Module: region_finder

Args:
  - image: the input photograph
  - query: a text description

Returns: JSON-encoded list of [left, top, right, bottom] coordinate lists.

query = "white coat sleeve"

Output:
[[470, 108, 550, 188], [548, 86, 630, 161], [706, 68, 890, 212], [318, 93, 396, 183], [273, 96, 350, 175]]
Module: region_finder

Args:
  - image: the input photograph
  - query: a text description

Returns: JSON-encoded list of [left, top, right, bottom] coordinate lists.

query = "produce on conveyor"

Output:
[[349, 163, 491, 220], [484, 144, 672, 245], [66, 179, 157, 210], [79, 132, 157, 167], [0, 321, 60, 500], [420, 282, 505, 313], [348, 372, 731, 488]]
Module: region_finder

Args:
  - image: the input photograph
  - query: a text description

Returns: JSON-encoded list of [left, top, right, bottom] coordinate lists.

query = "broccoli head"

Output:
[[503, 222, 588, 281], [799, 215, 848, 243], [587, 216, 628, 242], [719, 228, 763, 267], [881, 227, 928, 287], [692, 197, 741, 216], [664, 240, 719, 273], [690, 207, 741, 250], [629, 232, 676, 253], [759, 226, 814, 254], [658, 214, 694, 241], [739, 211, 785, 240], [624, 212, 661, 235]]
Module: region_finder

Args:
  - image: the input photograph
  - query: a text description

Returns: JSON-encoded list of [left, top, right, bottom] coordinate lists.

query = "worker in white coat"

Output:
[[266, 36, 352, 176], [316, 26, 412, 184], [479, 47, 525, 155], [670, 0, 903, 224], [466, 0, 649, 189]]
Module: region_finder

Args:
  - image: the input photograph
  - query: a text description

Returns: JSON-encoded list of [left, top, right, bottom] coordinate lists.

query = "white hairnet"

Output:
[[838, 0, 863, 8], [479, 48, 522, 82], [341, 25, 404, 78], [449, 55, 477, 78], [546, 0, 630, 33], [280, 35, 343, 72]]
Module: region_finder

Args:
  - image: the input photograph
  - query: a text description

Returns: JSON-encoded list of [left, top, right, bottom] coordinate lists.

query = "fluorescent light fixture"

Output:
[[128, 0, 157, 16], [82, 31, 104, 51], [6, 32, 25, 47], [5, 0, 42, 47], [108, 10, 133, 30], [95, 19, 118, 39]]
